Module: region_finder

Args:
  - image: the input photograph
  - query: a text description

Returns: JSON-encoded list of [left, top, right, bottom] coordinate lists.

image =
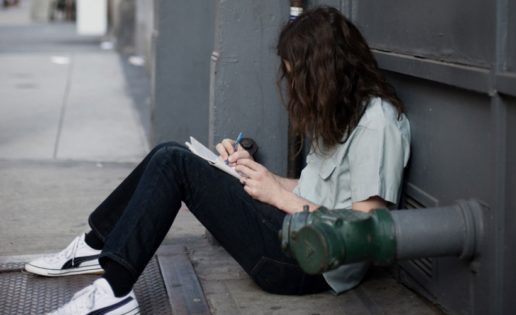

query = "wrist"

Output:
[[273, 187, 289, 211], [276, 190, 300, 214]]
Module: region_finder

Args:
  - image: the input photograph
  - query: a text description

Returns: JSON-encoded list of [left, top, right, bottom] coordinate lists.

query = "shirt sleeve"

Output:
[[348, 122, 408, 204]]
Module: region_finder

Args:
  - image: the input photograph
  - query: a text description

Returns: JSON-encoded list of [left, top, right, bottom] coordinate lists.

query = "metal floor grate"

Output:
[[0, 256, 172, 315]]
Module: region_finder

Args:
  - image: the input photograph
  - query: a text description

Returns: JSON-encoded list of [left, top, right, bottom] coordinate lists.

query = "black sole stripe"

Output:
[[27, 266, 104, 276], [120, 306, 140, 315], [86, 296, 134, 315], [26, 262, 101, 272], [47, 267, 104, 275]]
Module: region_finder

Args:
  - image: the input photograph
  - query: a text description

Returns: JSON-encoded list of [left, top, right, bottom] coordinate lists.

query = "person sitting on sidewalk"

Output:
[[26, 6, 410, 315]]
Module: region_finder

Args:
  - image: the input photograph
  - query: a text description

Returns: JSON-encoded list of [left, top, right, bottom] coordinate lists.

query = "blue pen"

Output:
[[225, 131, 244, 165], [233, 131, 244, 151]]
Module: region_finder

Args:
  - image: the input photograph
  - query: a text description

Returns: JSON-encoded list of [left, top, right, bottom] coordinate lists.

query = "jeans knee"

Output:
[[149, 141, 186, 160], [150, 142, 188, 166], [152, 141, 183, 153]]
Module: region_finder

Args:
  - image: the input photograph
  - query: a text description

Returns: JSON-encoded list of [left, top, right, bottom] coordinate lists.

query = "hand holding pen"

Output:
[[215, 132, 254, 165], [225, 132, 243, 165]]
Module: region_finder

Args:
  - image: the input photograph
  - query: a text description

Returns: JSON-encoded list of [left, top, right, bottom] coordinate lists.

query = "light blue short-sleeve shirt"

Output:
[[292, 97, 411, 293]]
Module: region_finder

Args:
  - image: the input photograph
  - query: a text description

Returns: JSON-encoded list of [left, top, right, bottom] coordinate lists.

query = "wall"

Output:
[[209, 0, 290, 174], [506, 96, 516, 315], [152, 0, 289, 175], [315, 1, 514, 314], [151, 0, 215, 145]]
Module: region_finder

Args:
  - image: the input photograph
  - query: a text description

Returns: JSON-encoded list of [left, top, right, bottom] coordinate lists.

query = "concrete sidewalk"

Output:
[[0, 1, 149, 254], [0, 3, 443, 314]]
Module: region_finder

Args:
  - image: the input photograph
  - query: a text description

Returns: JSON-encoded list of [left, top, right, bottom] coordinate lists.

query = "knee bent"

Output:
[[150, 142, 189, 165], [152, 141, 183, 153]]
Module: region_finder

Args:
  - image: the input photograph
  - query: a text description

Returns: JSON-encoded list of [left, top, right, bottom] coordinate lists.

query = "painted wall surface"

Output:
[[355, 0, 495, 68], [304, 0, 514, 314], [152, 0, 215, 145], [387, 74, 497, 315], [505, 96, 516, 313], [342, 1, 514, 314], [209, 0, 290, 175], [507, 1, 516, 72], [389, 77, 495, 205]]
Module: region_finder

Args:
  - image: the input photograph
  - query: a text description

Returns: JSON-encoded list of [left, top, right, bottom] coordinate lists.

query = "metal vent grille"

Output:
[[403, 195, 434, 281], [0, 256, 172, 315], [398, 192, 437, 299]]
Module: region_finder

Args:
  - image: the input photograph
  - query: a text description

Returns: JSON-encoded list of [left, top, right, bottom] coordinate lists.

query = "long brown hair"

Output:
[[277, 6, 403, 150]]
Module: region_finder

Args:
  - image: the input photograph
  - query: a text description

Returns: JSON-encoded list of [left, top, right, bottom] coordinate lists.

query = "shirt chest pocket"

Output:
[[318, 159, 337, 180]]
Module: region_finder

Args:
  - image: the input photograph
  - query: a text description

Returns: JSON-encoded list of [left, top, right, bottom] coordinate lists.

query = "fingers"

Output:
[[215, 138, 235, 160], [240, 177, 257, 196], [221, 138, 235, 154], [242, 181, 254, 196], [236, 158, 263, 172], [241, 179, 256, 198], [235, 160, 269, 189], [228, 149, 252, 163], [215, 143, 228, 160], [216, 138, 254, 165], [235, 163, 258, 179]]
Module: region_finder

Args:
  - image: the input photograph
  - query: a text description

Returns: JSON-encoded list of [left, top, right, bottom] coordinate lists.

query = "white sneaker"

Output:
[[46, 278, 140, 315], [25, 234, 103, 276]]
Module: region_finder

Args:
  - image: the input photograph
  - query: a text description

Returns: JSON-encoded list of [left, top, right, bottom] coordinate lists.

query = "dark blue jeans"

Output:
[[88, 142, 328, 295]]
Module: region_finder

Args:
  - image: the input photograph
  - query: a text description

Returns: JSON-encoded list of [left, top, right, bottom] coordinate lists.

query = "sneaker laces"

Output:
[[69, 236, 81, 267], [46, 235, 82, 265], [50, 283, 98, 314]]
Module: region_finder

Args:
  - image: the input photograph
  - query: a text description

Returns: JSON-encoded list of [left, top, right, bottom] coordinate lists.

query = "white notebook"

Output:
[[185, 136, 240, 179]]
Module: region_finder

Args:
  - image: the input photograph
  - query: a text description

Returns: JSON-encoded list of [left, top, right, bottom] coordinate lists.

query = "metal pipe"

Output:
[[391, 199, 484, 260], [280, 199, 486, 275]]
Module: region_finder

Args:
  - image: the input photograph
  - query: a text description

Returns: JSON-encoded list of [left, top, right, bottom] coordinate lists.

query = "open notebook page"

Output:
[[185, 136, 240, 179]]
